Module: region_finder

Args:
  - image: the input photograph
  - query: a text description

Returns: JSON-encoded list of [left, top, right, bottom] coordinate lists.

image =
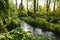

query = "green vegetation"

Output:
[[0, 27, 52, 40], [22, 17, 60, 33], [0, 0, 60, 40]]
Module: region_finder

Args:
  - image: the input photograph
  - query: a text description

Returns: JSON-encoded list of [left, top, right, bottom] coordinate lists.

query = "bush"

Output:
[[0, 27, 52, 40], [6, 18, 21, 31]]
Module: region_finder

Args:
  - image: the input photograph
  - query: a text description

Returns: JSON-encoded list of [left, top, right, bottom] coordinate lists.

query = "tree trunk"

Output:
[[58, 0, 60, 10], [53, 0, 56, 12], [15, 0, 17, 9], [27, 0, 28, 14], [37, 0, 38, 11], [21, 0, 23, 5], [34, 0, 36, 18], [49, 0, 50, 8], [46, 0, 50, 14], [33, 0, 36, 35], [46, 0, 48, 13], [21, 0, 23, 10]]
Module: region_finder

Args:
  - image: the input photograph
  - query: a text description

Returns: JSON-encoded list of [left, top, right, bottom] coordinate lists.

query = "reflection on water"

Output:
[[21, 21, 60, 40]]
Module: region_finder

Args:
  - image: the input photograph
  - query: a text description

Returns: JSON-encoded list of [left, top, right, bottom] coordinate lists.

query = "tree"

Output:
[[21, 0, 23, 6], [58, 0, 60, 11], [46, 0, 51, 13], [33, 0, 36, 35], [15, 0, 17, 10], [57, 0, 60, 11], [53, 0, 56, 12], [20, 0, 23, 12], [27, 0, 28, 12], [15, 0, 18, 16], [19, 0, 24, 13], [27, 0, 31, 12], [0, 0, 9, 32], [36, 0, 39, 11], [34, 0, 36, 18]]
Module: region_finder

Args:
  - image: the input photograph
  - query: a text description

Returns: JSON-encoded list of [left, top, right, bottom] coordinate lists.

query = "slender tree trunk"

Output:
[[48, 0, 50, 12], [46, 0, 49, 13], [19, 0, 23, 14], [27, 0, 28, 14], [21, 0, 23, 5], [21, 0, 23, 10], [53, 0, 56, 12], [46, 0, 50, 13], [58, 0, 60, 10], [34, 0, 36, 18], [15, 0, 17, 9], [37, 0, 38, 11], [49, 0, 50, 8], [15, 0, 18, 16], [33, 0, 36, 35]]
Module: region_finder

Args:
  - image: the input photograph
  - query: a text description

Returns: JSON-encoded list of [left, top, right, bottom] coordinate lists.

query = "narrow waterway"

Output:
[[21, 21, 60, 40]]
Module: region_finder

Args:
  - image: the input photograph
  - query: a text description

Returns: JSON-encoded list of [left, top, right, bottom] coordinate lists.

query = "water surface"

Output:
[[21, 21, 60, 40]]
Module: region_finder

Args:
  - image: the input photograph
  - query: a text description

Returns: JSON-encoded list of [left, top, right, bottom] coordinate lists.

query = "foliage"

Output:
[[22, 17, 60, 33], [6, 17, 21, 31], [0, 0, 20, 32], [0, 27, 52, 40], [0, 0, 60, 40], [9, 1, 18, 18]]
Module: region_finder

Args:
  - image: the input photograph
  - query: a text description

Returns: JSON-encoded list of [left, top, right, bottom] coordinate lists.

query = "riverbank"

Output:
[[20, 17, 60, 34]]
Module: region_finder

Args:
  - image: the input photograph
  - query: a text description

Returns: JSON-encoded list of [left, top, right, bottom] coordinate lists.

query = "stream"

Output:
[[21, 21, 60, 40]]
